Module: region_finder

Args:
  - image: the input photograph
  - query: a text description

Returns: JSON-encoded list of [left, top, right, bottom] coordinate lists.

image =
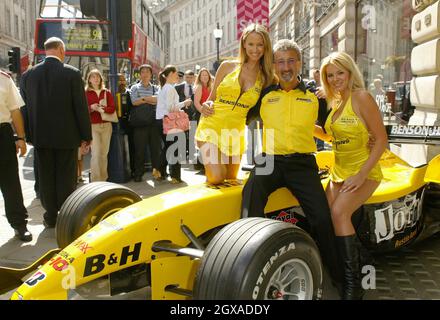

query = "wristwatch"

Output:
[[15, 136, 26, 142]]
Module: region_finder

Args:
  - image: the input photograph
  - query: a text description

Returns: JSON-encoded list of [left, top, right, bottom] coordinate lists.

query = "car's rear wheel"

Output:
[[56, 182, 141, 248], [193, 218, 323, 300]]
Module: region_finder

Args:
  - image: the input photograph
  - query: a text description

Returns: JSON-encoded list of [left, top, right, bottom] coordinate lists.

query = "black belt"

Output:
[[0, 122, 11, 129], [274, 152, 315, 158]]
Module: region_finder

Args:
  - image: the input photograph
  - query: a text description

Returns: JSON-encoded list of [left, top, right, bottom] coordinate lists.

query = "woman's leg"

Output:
[[99, 122, 113, 181], [150, 122, 164, 179], [90, 124, 102, 182], [328, 179, 380, 300], [166, 132, 184, 181], [329, 179, 380, 236], [133, 127, 148, 180], [225, 155, 242, 180], [197, 141, 227, 185]]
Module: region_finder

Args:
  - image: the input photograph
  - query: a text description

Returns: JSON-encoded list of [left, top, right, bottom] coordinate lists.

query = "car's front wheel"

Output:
[[56, 182, 141, 248]]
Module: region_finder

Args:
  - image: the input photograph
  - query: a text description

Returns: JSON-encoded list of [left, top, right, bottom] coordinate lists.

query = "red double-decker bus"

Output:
[[34, 0, 164, 84]]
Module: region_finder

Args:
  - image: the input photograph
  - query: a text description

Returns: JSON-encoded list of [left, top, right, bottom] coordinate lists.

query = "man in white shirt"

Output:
[[0, 70, 31, 241]]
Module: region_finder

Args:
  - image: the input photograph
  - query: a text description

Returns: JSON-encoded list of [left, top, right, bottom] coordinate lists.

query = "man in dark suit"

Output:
[[175, 70, 195, 161], [20, 37, 92, 228], [175, 70, 195, 118]]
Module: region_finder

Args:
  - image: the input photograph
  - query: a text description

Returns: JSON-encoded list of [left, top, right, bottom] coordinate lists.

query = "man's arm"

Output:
[[130, 85, 157, 106], [72, 71, 92, 143], [246, 85, 276, 125], [10, 109, 27, 156], [19, 72, 32, 144], [317, 98, 330, 129], [175, 83, 185, 102]]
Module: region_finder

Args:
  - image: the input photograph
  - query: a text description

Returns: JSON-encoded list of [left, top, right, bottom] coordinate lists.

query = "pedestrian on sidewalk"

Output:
[[156, 65, 193, 184], [0, 70, 32, 242], [85, 69, 115, 182], [20, 37, 92, 228], [129, 65, 159, 182]]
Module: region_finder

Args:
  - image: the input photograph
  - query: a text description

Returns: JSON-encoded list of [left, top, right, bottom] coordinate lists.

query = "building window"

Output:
[[14, 15, 19, 37], [320, 26, 338, 61], [355, 0, 415, 113], [21, 19, 25, 41]]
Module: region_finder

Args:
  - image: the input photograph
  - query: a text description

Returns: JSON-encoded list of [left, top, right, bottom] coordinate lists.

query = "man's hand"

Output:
[[184, 98, 192, 108], [315, 87, 327, 100], [15, 139, 27, 157], [81, 140, 91, 148]]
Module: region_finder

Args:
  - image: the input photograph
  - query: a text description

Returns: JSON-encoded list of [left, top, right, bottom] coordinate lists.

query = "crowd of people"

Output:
[[0, 23, 390, 299]]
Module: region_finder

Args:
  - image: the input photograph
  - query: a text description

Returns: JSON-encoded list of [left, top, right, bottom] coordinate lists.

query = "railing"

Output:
[[315, 0, 338, 22]]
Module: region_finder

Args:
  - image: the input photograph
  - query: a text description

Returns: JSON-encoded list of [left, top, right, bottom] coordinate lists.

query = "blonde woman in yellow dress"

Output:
[[195, 23, 274, 185], [320, 52, 388, 299]]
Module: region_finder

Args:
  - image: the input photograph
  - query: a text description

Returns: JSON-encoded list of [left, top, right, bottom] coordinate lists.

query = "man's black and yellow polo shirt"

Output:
[[248, 79, 326, 155]]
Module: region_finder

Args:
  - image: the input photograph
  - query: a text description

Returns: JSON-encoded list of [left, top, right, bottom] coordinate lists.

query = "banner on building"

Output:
[[237, 0, 270, 40]]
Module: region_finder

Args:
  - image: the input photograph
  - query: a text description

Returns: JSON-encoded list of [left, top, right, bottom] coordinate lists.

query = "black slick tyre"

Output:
[[193, 218, 323, 300], [56, 182, 141, 248]]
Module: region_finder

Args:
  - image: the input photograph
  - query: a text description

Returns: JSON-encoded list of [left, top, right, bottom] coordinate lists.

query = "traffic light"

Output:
[[80, 0, 107, 21], [8, 47, 20, 74]]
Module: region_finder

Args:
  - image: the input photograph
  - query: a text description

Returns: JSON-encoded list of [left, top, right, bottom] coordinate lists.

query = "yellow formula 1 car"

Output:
[[1, 125, 440, 300]]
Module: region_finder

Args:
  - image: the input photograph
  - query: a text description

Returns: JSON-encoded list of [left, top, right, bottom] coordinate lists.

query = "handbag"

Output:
[[100, 90, 119, 123], [128, 86, 156, 127], [163, 111, 190, 134]]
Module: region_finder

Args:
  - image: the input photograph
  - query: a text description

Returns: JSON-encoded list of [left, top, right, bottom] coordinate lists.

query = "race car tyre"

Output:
[[193, 218, 323, 300], [56, 182, 142, 248]]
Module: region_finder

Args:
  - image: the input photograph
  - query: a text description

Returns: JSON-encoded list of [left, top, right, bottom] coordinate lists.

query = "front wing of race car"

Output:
[[8, 180, 301, 300]]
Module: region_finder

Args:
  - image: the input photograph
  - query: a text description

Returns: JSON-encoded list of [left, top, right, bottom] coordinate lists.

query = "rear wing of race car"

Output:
[[386, 125, 440, 145], [386, 125, 440, 184]]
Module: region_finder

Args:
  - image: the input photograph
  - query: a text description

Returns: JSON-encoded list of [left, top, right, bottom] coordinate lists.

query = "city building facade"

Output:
[[153, 0, 240, 74], [0, 0, 40, 74]]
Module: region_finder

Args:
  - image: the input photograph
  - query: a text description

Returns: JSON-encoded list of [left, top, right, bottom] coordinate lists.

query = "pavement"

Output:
[[0, 146, 208, 299], [1, 144, 440, 300]]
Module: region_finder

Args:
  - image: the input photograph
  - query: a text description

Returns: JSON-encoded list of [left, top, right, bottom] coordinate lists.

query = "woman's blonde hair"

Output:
[[320, 52, 365, 102], [85, 69, 105, 91], [238, 23, 274, 88], [195, 68, 213, 91]]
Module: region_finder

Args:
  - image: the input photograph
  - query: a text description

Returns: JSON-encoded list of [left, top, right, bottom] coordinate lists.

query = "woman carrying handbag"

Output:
[[85, 69, 115, 182], [156, 65, 192, 184]]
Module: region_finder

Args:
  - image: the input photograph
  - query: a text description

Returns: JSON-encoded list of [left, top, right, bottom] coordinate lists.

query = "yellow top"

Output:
[[260, 84, 319, 154], [324, 95, 383, 182], [195, 66, 262, 156]]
